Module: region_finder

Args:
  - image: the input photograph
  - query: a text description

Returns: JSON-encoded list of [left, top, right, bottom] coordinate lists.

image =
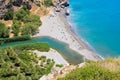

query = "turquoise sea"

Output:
[[69, 0, 120, 57], [1, 0, 120, 64]]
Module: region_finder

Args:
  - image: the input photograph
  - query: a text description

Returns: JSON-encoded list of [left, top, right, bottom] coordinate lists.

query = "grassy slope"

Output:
[[58, 58, 120, 80]]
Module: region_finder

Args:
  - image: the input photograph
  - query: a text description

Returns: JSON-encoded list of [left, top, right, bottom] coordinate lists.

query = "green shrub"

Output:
[[12, 20, 21, 36], [44, 0, 53, 7], [56, 64, 63, 68], [14, 42, 50, 52], [58, 62, 120, 80], [21, 14, 41, 35], [0, 35, 31, 45], [14, 9, 29, 20], [0, 22, 9, 38], [4, 9, 14, 20]]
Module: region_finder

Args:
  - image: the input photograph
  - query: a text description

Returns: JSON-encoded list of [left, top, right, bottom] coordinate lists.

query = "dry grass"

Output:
[[97, 57, 120, 72], [0, 20, 12, 27], [9, 33, 14, 38], [30, 3, 49, 17]]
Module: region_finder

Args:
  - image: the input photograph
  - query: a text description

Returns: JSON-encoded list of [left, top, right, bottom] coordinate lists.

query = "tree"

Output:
[[14, 9, 29, 20], [0, 22, 9, 38], [0, 47, 54, 79], [4, 9, 14, 20], [21, 14, 41, 35], [21, 22, 39, 35], [22, 14, 41, 25], [12, 20, 21, 36]]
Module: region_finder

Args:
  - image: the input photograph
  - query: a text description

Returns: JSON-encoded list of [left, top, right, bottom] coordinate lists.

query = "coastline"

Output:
[[61, 7, 104, 59], [58, 7, 103, 60], [34, 6, 103, 61]]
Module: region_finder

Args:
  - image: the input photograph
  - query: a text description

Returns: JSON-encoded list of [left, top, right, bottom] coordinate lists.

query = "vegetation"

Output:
[[13, 6, 41, 36], [0, 35, 30, 45], [56, 64, 63, 68], [3, 9, 14, 20], [13, 42, 50, 52], [0, 0, 54, 38], [0, 4, 41, 43], [58, 59, 120, 80], [0, 22, 9, 38], [13, 0, 23, 7], [0, 47, 54, 80], [44, 0, 53, 7], [12, 20, 21, 36], [21, 14, 41, 35], [14, 8, 30, 20]]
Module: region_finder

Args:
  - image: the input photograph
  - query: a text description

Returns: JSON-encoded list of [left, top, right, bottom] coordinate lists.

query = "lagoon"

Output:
[[0, 37, 84, 64]]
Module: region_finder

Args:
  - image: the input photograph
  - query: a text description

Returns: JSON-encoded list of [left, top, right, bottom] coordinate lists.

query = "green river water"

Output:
[[0, 37, 84, 64]]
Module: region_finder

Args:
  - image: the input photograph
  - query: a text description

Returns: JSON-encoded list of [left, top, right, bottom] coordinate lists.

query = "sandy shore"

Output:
[[33, 48, 69, 65], [34, 7, 102, 61]]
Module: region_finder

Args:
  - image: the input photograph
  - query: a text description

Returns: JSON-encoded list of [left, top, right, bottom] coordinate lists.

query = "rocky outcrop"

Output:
[[0, 0, 6, 19], [0, 0, 33, 19]]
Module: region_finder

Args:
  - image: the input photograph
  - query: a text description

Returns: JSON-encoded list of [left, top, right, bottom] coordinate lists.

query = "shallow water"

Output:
[[69, 0, 120, 57], [0, 37, 84, 64]]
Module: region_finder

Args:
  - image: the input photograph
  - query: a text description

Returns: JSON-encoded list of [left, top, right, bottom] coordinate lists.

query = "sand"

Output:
[[34, 8, 102, 61], [33, 48, 69, 65]]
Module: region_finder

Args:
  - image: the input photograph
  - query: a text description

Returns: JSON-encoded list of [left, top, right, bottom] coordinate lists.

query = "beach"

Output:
[[35, 6, 102, 61], [33, 48, 69, 65]]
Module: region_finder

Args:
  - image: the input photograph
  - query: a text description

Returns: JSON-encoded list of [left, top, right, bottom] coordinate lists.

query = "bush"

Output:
[[0, 22, 9, 38], [12, 20, 21, 36], [4, 9, 14, 20], [44, 0, 53, 7], [56, 64, 63, 68], [22, 14, 41, 24]]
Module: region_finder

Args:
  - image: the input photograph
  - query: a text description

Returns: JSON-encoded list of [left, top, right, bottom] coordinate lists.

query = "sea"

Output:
[[69, 0, 120, 57], [1, 0, 120, 63]]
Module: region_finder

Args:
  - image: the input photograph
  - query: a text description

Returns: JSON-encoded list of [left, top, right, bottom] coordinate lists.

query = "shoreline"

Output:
[[34, 6, 103, 61], [59, 7, 103, 60], [63, 9, 104, 60], [34, 48, 69, 65]]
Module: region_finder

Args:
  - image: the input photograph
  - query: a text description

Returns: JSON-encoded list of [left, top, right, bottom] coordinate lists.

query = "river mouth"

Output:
[[0, 36, 84, 64]]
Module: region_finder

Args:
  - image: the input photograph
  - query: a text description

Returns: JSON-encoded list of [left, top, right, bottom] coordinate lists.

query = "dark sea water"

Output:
[[69, 0, 120, 57]]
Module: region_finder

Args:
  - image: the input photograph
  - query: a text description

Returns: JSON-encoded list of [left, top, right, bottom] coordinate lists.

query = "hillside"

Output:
[[58, 58, 120, 80], [0, 0, 53, 40], [0, 43, 54, 80]]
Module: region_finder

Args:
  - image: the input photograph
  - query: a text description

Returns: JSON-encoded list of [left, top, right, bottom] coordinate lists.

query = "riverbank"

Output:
[[33, 48, 69, 65], [34, 6, 102, 61]]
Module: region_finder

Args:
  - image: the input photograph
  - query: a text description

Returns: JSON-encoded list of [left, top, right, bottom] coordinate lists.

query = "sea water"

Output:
[[69, 0, 120, 57]]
